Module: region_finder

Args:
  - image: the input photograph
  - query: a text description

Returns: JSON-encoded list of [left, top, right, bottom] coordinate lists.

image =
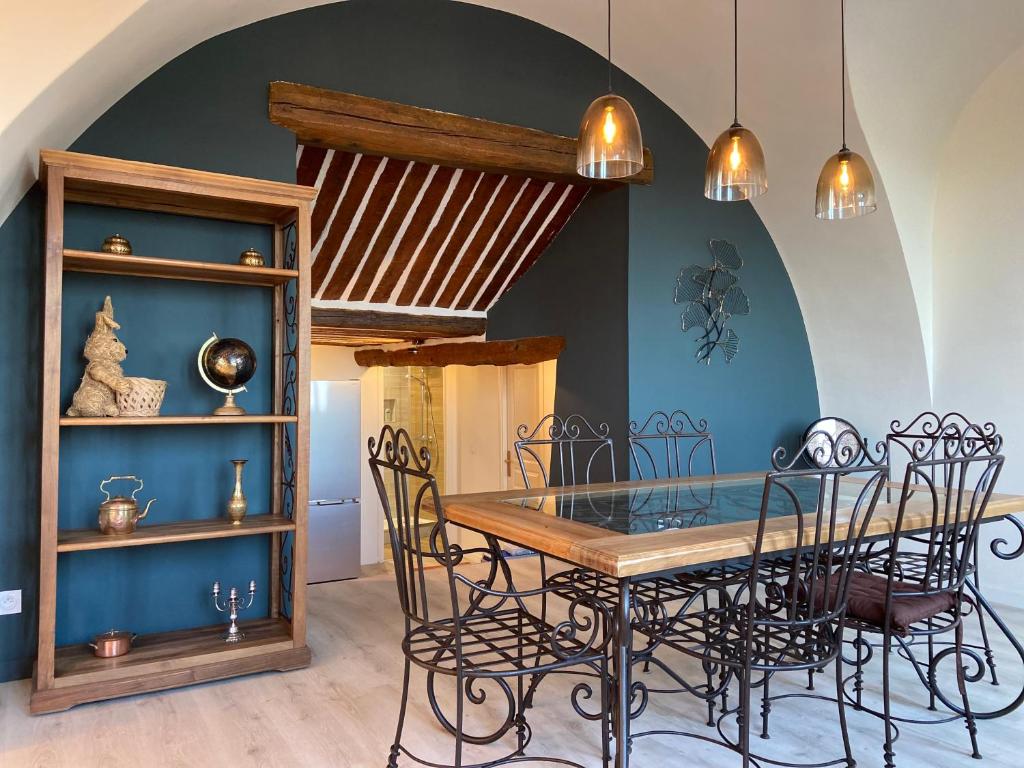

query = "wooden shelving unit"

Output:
[[33, 150, 317, 714]]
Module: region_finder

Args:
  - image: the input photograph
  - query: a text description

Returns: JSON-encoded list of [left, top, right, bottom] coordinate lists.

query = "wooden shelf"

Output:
[[31, 618, 309, 713], [63, 249, 298, 286], [57, 514, 296, 552], [60, 414, 297, 427]]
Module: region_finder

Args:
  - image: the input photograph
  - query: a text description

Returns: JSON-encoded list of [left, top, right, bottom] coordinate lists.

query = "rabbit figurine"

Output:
[[66, 296, 132, 418]]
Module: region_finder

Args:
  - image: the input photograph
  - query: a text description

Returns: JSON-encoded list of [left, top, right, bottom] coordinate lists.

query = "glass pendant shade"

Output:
[[704, 123, 768, 201], [576, 93, 644, 179], [814, 147, 877, 220]]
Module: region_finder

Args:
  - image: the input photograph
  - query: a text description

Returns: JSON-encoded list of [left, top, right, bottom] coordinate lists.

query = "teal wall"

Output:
[[0, 0, 817, 681], [624, 89, 819, 474]]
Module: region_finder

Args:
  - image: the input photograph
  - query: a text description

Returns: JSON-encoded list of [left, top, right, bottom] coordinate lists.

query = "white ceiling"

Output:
[[4, 0, 1021, 432]]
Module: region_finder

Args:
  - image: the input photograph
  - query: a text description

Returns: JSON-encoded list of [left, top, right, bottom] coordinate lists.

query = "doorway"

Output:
[[381, 366, 446, 558]]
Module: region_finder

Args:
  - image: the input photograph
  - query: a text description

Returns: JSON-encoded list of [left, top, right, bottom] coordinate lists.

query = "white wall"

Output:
[[310, 345, 382, 565], [933, 44, 1024, 495], [932, 44, 1024, 606]]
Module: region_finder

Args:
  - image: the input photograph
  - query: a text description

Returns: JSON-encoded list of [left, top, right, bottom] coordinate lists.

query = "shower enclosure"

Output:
[[381, 366, 445, 555]]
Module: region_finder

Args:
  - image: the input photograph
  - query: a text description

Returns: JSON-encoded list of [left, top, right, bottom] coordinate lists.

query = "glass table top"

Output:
[[500, 476, 868, 535]]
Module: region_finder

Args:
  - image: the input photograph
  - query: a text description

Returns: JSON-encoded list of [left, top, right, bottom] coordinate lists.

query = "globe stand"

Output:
[[213, 391, 246, 416]]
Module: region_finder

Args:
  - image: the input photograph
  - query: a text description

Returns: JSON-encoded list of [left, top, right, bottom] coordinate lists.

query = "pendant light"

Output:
[[705, 0, 767, 201], [577, 0, 644, 179], [815, 0, 876, 220]]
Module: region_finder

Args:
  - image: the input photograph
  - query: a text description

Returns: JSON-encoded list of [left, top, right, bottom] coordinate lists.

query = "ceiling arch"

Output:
[[846, 0, 1024, 384], [2, 0, 965, 434]]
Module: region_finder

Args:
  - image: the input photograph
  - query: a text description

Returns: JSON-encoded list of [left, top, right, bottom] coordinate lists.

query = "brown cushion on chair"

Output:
[[783, 570, 957, 637], [842, 571, 957, 636]]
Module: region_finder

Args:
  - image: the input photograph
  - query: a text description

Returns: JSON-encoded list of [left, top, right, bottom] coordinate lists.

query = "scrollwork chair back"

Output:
[[368, 425, 461, 627], [881, 424, 1004, 597], [886, 411, 1000, 493], [627, 409, 717, 479], [514, 413, 616, 489]]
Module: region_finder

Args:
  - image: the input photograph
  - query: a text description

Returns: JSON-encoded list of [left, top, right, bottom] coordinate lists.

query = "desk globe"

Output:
[[197, 334, 257, 415]]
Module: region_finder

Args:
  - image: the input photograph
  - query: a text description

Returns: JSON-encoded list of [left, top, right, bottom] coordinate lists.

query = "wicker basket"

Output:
[[116, 377, 167, 417]]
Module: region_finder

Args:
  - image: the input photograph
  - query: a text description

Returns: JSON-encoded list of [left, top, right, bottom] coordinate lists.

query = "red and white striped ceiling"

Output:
[[297, 145, 589, 313]]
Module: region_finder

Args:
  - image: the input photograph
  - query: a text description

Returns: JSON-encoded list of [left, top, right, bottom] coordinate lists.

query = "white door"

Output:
[[504, 364, 551, 490]]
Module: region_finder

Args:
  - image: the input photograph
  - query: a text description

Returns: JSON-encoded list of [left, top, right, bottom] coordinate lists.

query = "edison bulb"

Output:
[[603, 107, 618, 144], [729, 137, 743, 171], [838, 159, 851, 189]]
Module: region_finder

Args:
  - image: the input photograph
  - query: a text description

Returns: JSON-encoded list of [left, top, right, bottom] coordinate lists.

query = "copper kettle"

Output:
[[98, 475, 155, 535]]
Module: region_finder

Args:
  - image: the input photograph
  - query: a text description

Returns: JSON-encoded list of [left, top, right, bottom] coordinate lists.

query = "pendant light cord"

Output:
[[733, 0, 739, 125], [607, 0, 613, 93], [841, 0, 847, 149]]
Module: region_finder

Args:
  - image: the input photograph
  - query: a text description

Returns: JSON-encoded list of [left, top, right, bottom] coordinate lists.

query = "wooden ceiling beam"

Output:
[[311, 307, 486, 346], [354, 336, 565, 368], [269, 82, 653, 186]]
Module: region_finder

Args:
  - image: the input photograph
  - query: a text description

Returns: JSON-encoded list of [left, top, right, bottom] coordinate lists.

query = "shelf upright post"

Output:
[[290, 201, 312, 646], [37, 166, 65, 691]]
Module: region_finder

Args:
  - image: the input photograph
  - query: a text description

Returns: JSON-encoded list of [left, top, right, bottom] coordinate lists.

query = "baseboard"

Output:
[[0, 656, 32, 684]]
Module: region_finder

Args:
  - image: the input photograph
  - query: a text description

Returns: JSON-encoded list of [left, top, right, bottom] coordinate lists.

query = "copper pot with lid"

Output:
[[90, 630, 137, 658]]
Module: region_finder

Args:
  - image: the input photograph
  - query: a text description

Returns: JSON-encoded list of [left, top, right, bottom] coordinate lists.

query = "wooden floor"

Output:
[[2, 559, 1022, 767]]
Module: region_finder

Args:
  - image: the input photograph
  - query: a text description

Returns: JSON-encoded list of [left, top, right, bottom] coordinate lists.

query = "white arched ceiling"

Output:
[[3, 0, 945, 436], [846, 0, 1024, 386]]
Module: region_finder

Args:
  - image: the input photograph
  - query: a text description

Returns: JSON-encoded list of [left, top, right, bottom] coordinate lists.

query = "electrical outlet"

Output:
[[0, 590, 21, 615]]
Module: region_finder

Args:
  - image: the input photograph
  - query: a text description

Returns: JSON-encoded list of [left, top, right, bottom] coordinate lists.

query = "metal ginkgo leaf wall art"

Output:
[[674, 239, 750, 365]]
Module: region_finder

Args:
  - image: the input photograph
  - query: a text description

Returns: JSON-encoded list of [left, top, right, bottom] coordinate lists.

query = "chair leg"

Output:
[[853, 629, 865, 711], [515, 675, 527, 756], [954, 621, 983, 760], [602, 657, 612, 768], [882, 631, 896, 768], [760, 672, 771, 740], [705, 657, 717, 727], [926, 619, 937, 711], [739, 668, 753, 768], [388, 658, 411, 768], [836, 651, 857, 768], [454, 674, 465, 768]]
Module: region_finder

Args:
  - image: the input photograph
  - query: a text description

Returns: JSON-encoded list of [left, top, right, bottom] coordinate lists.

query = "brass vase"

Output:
[[226, 459, 248, 524]]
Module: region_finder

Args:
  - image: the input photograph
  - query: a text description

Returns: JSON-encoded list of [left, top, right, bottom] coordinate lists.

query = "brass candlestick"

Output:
[[226, 459, 248, 524], [211, 580, 256, 643]]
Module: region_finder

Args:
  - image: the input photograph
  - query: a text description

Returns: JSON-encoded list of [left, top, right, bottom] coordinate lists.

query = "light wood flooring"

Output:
[[2, 559, 1022, 767]]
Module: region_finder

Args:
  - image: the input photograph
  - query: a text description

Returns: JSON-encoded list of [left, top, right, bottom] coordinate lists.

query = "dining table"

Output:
[[441, 471, 1024, 768]]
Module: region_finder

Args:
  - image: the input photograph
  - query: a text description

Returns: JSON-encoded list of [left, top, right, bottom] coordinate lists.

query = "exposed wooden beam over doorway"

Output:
[[353, 336, 565, 367], [311, 307, 486, 346]]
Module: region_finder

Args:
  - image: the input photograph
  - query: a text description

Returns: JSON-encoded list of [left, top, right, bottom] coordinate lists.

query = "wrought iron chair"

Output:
[[369, 425, 611, 768], [631, 430, 889, 768], [627, 409, 717, 479], [512, 413, 617, 699], [844, 422, 1005, 767], [882, 411, 1023, 719]]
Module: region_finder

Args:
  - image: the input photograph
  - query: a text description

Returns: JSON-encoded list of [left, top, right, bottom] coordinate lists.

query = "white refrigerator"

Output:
[[308, 380, 362, 583]]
